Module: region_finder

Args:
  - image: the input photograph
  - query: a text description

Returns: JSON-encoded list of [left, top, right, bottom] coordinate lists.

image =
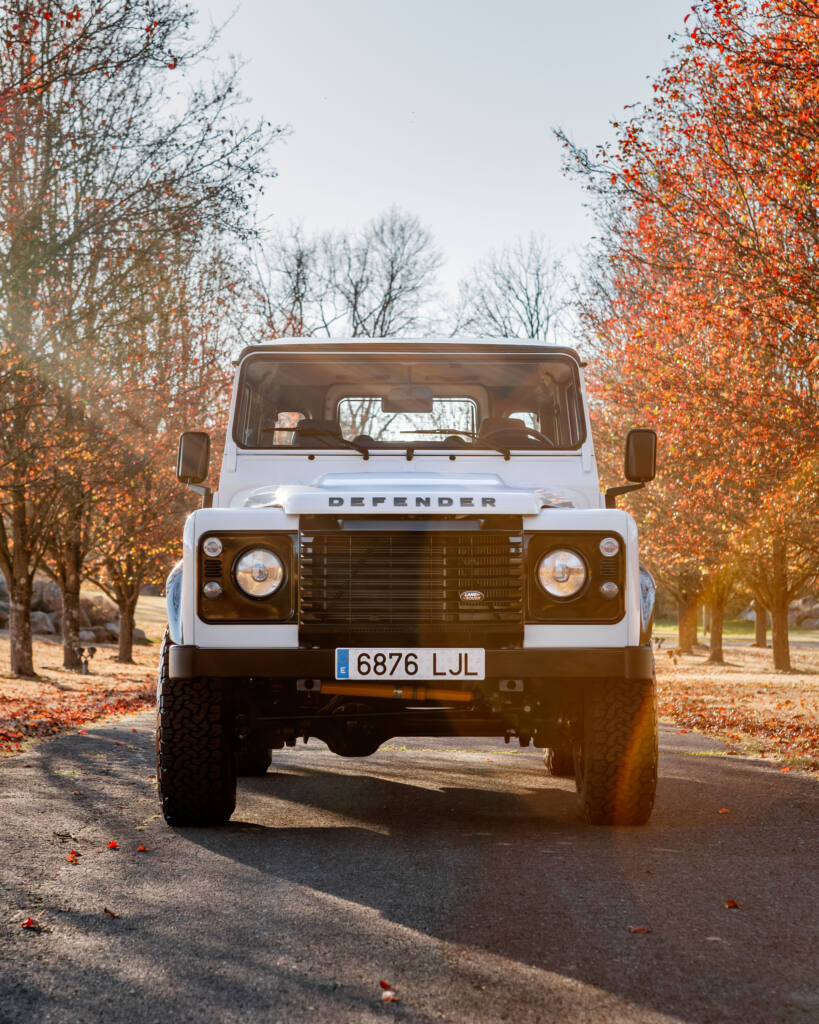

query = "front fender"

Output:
[[165, 561, 184, 645], [639, 563, 656, 647]]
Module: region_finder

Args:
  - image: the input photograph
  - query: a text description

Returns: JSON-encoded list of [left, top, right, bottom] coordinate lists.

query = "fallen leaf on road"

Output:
[[136, 845, 148, 853], [780, 766, 790, 773], [678, 728, 687, 734], [131, 729, 137, 733], [718, 808, 730, 814], [724, 899, 740, 910], [21, 917, 45, 931], [379, 981, 392, 990], [66, 853, 78, 864], [103, 907, 120, 919], [106, 841, 118, 850], [71, 791, 83, 797], [381, 990, 399, 1003], [628, 926, 653, 934]]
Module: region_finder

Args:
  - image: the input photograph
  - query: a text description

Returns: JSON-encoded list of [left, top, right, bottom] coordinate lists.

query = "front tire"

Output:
[[574, 677, 658, 826], [156, 631, 237, 826]]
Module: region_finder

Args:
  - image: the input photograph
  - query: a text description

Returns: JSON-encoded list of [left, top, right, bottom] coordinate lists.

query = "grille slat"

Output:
[[299, 526, 524, 647]]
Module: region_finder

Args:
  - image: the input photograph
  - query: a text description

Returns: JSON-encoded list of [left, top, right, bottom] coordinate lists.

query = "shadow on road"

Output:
[[2, 725, 816, 1023], [171, 749, 817, 1024]]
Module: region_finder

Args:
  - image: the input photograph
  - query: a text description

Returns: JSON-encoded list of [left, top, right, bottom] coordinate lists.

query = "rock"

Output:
[[105, 620, 120, 638], [30, 610, 56, 634], [79, 629, 96, 644], [31, 579, 62, 613], [795, 604, 819, 625], [799, 616, 819, 630], [0, 608, 8, 630], [92, 625, 112, 643], [133, 627, 148, 645], [82, 596, 118, 626]]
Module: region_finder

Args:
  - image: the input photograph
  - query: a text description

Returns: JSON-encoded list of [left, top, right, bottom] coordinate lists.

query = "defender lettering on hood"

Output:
[[328, 495, 497, 508]]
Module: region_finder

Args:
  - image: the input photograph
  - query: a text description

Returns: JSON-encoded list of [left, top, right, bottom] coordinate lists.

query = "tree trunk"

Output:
[[752, 600, 767, 648], [61, 583, 82, 670], [707, 600, 725, 664], [677, 595, 698, 654], [770, 535, 791, 672], [58, 486, 86, 670], [116, 596, 137, 663], [9, 575, 35, 677]]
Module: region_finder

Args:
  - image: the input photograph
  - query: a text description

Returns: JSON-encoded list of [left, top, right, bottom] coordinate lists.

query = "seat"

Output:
[[478, 417, 528, 437]]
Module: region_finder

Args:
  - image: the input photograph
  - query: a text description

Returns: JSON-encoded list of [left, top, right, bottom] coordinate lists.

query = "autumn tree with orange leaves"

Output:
[[0, 1, 280, 676], [563, 0, 819, 670]]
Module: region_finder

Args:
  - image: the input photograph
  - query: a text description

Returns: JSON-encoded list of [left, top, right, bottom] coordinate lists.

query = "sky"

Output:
[[199, 0, 691, 294]]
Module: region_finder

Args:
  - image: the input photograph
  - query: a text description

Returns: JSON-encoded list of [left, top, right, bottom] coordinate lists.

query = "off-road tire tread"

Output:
[[156, 631, 236, 826], [577, 677, 657, 826], [545, 746, 575, 777]]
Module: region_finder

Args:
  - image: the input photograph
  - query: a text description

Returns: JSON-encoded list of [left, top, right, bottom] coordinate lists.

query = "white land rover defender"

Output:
[[158, 340, 658, 827]]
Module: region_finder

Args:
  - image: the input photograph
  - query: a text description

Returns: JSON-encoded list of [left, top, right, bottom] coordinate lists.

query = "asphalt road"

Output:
[[1, 718, 817, 1024]]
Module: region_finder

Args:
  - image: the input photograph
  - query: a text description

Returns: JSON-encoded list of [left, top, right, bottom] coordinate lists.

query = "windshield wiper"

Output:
[[296, 426, 371, 459], [397, 428, 510, 460]]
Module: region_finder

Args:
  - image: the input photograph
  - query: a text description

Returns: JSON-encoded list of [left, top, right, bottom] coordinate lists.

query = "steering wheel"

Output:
[[481, 426, 556, 448]]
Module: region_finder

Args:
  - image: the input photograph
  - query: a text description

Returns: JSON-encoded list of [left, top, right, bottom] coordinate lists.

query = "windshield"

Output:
[[234, 352, 585, 451]]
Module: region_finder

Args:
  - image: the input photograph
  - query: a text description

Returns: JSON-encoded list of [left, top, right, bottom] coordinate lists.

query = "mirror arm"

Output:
[[604, 482, 644, 509], [186, 483, 213, 509]]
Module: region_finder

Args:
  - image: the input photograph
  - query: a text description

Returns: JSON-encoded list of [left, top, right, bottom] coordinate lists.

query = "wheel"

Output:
[[574, 677, 658, 826], [156, 630, 237, 826], [544, 745, 574, 777], [237, 744, 273, 776]]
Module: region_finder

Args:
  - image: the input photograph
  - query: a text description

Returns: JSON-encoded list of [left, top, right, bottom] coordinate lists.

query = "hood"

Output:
[[241, 472, 578, 515]]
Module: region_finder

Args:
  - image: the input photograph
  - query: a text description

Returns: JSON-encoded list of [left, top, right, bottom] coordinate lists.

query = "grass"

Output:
[[653, 617, 819, 643]]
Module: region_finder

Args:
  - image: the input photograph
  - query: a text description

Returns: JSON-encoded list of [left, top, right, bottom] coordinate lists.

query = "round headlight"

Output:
[[234, 549, 284, 598], [537, 549, 587, 598]]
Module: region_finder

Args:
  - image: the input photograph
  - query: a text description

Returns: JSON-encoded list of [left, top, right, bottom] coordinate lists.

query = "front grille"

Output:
[[299, 522, 524, 647], [203, 558, 223, 579], [600, 557, 618, 580]]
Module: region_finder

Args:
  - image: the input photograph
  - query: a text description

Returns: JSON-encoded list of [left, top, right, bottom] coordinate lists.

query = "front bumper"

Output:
[[168, 645, 653, 682]]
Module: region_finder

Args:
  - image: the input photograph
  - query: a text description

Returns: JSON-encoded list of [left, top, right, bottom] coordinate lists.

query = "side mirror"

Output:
[[605, 428, 658, 509], [625, 429, 657, 482], [177, 431, 210, 484]]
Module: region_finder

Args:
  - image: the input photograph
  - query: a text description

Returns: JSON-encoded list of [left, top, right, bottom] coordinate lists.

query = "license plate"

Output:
[[335, 648, 485, 682]]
